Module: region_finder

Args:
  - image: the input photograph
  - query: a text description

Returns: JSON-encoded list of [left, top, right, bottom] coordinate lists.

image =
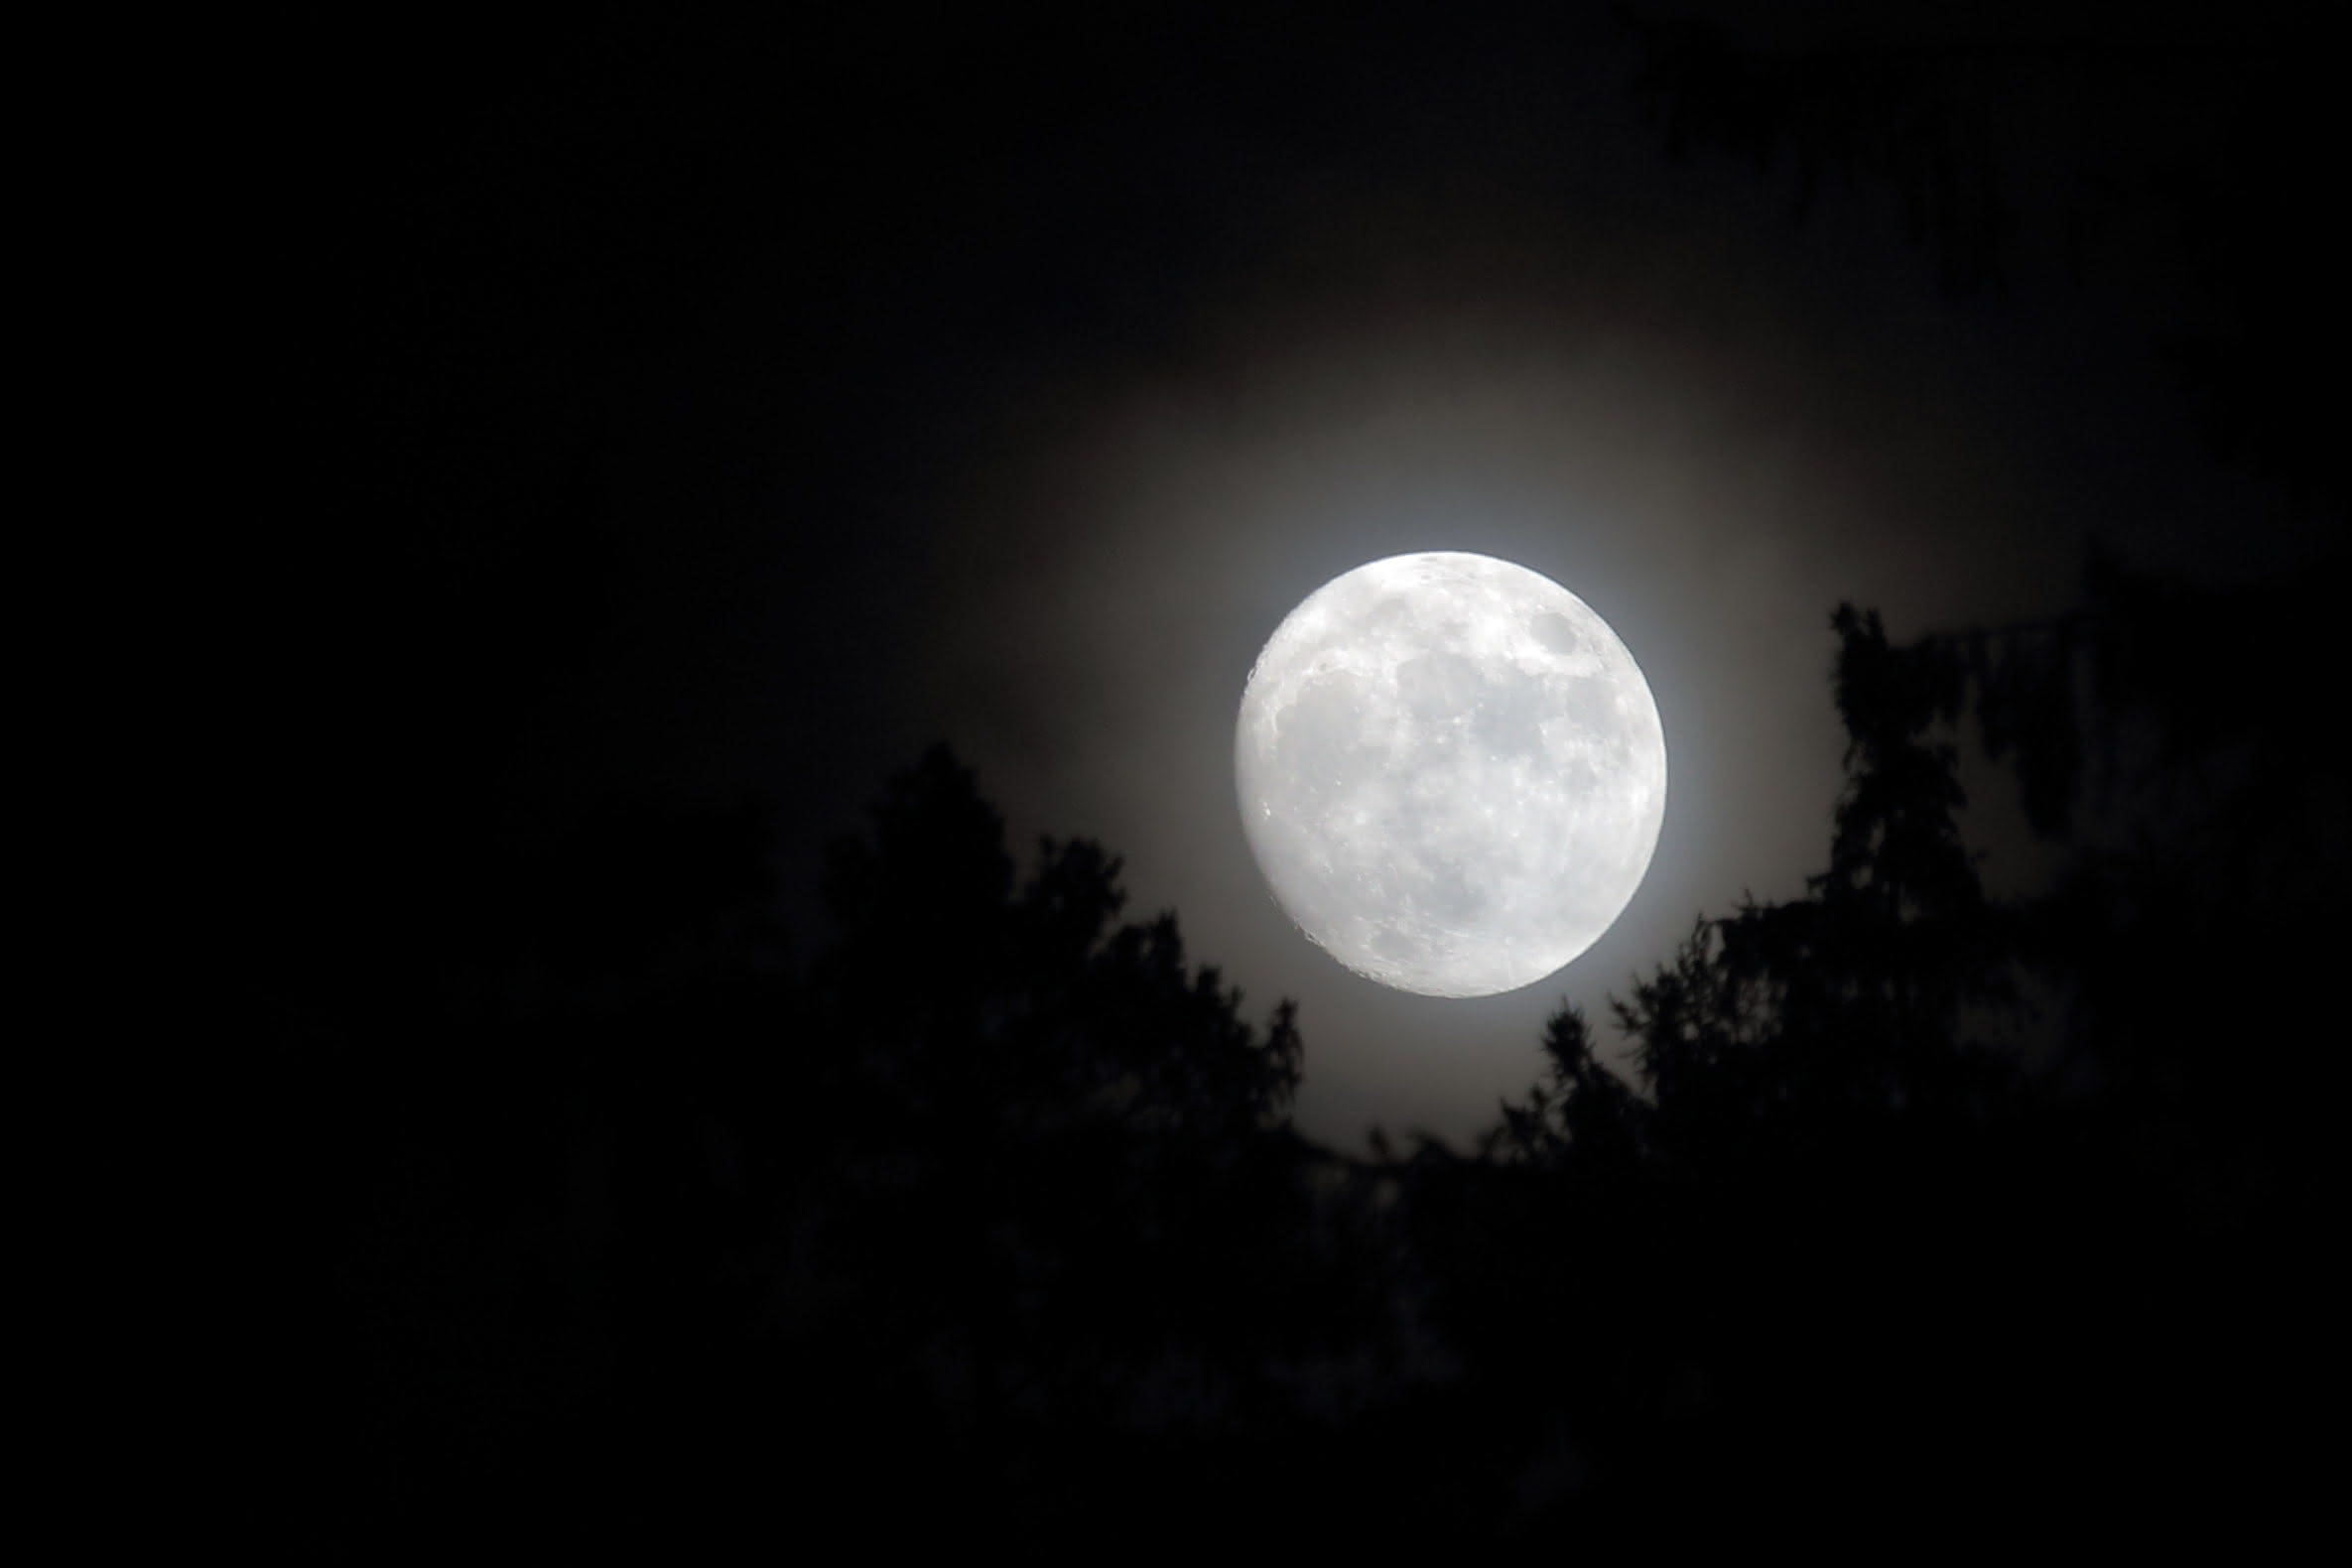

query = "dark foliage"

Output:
[[239, 743, 1469, 1553], [1463, 563, 2338, 1545], [241, 559, 2338, 1553]]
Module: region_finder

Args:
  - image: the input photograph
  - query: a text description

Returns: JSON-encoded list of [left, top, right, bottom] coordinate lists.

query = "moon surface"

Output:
[[1236, 552, 1666, 997]]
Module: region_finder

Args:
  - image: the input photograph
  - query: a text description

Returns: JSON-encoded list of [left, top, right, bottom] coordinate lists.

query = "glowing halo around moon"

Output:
[[1235, 551, 1666, 998]]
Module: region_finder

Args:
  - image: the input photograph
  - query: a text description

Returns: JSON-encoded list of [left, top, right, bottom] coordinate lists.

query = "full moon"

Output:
[[1236, 552, 1666, 997]]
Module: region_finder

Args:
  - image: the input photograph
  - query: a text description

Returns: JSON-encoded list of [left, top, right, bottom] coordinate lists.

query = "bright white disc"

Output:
[[1235, 552, 1666, 997]]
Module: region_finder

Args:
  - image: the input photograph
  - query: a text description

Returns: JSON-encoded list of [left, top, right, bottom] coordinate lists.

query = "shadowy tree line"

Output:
[[235, 548, 2334, 1552]]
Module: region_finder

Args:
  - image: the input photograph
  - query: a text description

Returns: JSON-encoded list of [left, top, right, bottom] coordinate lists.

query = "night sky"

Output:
[[244, 1, 2331, 1145], [208, 1, 2351, 1550]]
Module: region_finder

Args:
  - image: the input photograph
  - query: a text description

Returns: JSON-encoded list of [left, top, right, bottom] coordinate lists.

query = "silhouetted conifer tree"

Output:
[[752, 745, 1475, 1548], [1465, 559, 2337, 1545]]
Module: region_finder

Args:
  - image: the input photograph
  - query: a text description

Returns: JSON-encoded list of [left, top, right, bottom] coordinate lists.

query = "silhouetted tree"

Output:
[[1463, 557, 2338, 1544], [741, 746, 1490, 1547]]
